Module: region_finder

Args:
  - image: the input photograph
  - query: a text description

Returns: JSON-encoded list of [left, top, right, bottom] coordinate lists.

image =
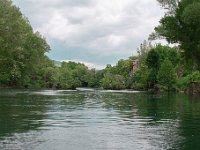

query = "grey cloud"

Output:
[[12, 0, 164, 66]]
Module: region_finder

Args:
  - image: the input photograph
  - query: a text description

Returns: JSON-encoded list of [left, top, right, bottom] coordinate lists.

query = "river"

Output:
[[0, 89, 200, 150]]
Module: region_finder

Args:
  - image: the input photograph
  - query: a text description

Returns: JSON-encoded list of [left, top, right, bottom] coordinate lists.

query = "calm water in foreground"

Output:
[[0, 89, 200, 150]]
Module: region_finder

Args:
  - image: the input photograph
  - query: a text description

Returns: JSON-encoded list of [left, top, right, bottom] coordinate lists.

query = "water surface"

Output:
[[0, 89, 200, 150]]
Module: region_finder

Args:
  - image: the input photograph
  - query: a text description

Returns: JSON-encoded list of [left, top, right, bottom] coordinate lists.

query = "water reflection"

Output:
[[0, 89, 200, 149], [0, 89, 47, 137]]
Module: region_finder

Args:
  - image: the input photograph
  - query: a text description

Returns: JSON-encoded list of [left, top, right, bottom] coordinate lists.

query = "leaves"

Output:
[[155, 0, 200, 69], [158, 59, 177, 90], [0, 0, 50, 87]]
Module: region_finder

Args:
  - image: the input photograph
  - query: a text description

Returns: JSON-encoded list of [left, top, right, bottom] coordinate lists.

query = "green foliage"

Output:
[[158, 59, 177, 90], [0, 0, 50, 87], [146, 49, 160, 70], [116, 58, 133, 78], [143, 45, 179, 89], [101, 73, 125, 90], [176, 71, 200, 91], [129, 64, 149, 90], [155, 0, 200, 69], [128, 40, 152, 90], [84, 69, 103, 88], [57, 62, 88, 89], [189, 71, 200, 83], [146, 45, 180, 68], [1, 0, 199, 93], [0, 0, 90, 89], [176, 75, 191, 90], [100, 57, 135, 90]]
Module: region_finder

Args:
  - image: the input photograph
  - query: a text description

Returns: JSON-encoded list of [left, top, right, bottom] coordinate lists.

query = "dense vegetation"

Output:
[[0, 0, 200, 93], [0, 0, 50, 88], [0, 0, 90, 89]]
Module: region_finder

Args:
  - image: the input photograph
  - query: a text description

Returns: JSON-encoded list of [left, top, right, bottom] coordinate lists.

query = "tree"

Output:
[[158, 59, 177, 90], [157, 0, 180, 14], [39, 57, 59, 88], [145, 45, 180, 89], [155, 0, 200, 69], [57, 61, 90, 89], [130, 64, 149, 90], [0, 0, 50, 87], [146, 49, 160, 70], [146, 49, 160, 88], [101, 73, 125, 90], [59, 62, 74, 89], [137, 40, 152, 64], [115, 57, 133, 79], [83, 69, 103, 88]]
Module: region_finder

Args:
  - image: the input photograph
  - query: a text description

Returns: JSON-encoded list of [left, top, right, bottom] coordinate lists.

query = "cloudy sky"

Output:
[[12, 0, 164, 69]]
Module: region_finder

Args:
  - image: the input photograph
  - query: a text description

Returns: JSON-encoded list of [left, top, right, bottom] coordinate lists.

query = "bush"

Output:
[[176, 71, 200, 91], [101, 73, 125, 90], [158, 59, 177, 91]]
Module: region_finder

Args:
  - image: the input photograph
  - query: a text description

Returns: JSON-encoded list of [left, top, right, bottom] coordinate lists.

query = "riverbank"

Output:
[[1, 85, 200, 96]]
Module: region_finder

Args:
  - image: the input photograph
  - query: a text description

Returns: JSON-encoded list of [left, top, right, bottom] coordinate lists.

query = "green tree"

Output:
[[101, 73, 112, 89], [57, 61, 89, 89], [101, 73, 125, 90], [71, 64, 88, 87], [84, 69, 103, 88], [158, 59, 177, 90], [115, 57, 134, 79], [0, 0, 50, 87], [154, 0, 200, 69], [146, 49, 160, 70], [144, 45, 180, 89], [130, 64, 149, 90], [146, 49, 160, 88], [59, 62, 74, 89], [39, 57, 59, 88]]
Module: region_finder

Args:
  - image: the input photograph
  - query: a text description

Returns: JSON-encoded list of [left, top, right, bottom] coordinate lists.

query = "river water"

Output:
[[0, 89, 200, 150]]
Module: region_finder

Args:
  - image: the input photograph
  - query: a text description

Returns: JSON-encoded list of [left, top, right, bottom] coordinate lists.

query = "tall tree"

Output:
[[0, 0, 50, 87], [154, 0, 200, 69], [145, 45, 180, 88], [158, 59, 177, 90]]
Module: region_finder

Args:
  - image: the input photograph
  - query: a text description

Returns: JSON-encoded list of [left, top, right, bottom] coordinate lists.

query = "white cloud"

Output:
[[62, 59, 106, 70], [13, 0, 164, 66]]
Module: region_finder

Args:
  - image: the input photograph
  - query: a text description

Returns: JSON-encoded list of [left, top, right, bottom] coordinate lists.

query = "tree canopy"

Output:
[[155, 0, 200, 69], [1, 0, 199, 93], [0, 0, 50, 87]]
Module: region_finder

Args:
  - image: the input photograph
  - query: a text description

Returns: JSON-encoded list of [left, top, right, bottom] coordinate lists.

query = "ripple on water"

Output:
[[0, 90, 200, 150]]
